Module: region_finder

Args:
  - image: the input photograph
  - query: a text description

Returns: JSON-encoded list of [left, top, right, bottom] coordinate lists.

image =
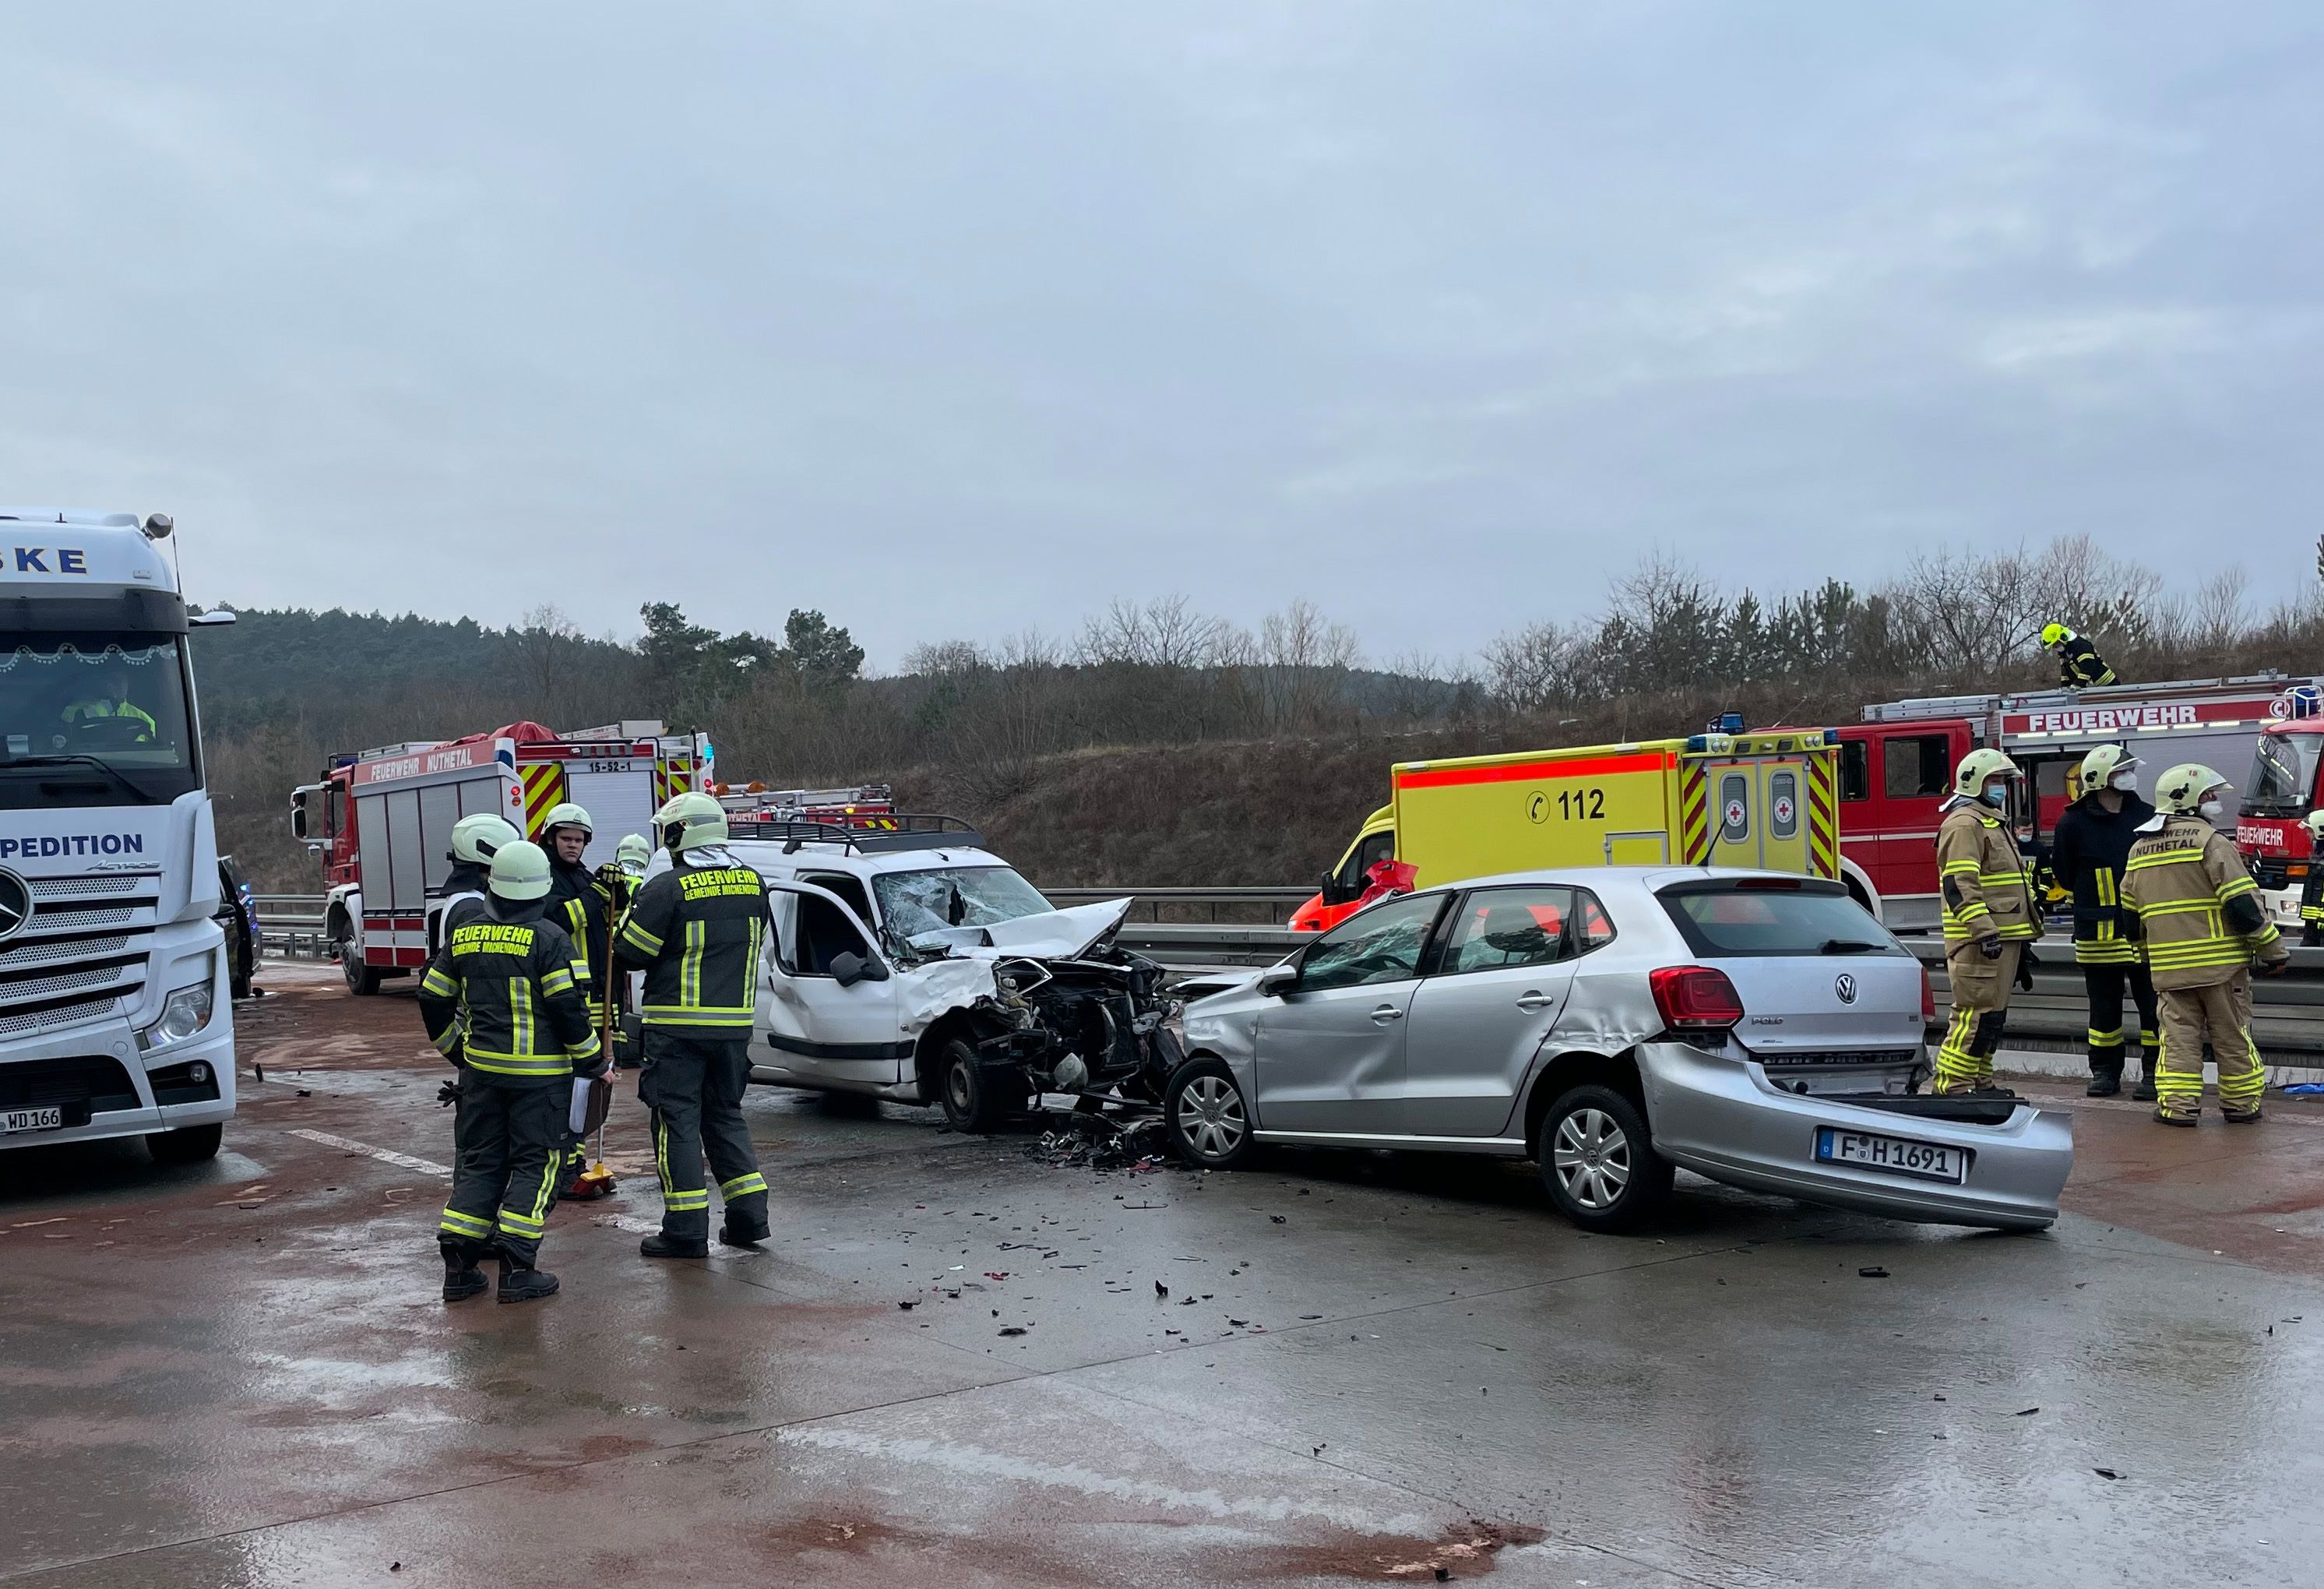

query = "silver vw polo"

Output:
[[1171, 868, 2073, 1231]]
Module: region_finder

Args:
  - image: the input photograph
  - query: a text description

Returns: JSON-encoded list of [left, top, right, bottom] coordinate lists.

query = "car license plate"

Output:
[[1815, 1127, 1967, 1183], [2, 1106, 65, 1134]]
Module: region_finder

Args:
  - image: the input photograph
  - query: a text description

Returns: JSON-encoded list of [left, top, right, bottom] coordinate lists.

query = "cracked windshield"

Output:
[[873, 865, 1054, 943]]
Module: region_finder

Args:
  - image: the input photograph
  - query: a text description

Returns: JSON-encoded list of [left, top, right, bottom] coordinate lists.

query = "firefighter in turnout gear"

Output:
[[417, 841, 604, 1302], [539, 802, 614, 1201], [2049, 745, 2161, 1099], [1933, 749, 2042, 1094], [2041, 623, 2118, 690], [613, 791, 772, 1259], [2301, 810, 2324, 948], [440, 813, 519, 924], [2122, 764, 2289, 1125]]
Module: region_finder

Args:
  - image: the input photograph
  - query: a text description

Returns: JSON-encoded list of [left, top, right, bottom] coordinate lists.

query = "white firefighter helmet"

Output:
[[2153, 763, 2231, 818], [541, 801, 593, 839], [449, 813, 519, 866], [653, 790, 728, 853], [488, 840, 554, 901], [1952, 747, 2021, 800], [2078, 744, 2136, 794], [615, 833, 653, 877]]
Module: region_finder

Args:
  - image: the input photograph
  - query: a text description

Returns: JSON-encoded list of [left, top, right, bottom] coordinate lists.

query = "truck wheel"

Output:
[[1164, 1057, 1253, 1170], [938, 1036, 1010, 1133], [339, 937, 382, 996], [148, 1123, 223, 1165], [1538, 1084, 1671, 1233]]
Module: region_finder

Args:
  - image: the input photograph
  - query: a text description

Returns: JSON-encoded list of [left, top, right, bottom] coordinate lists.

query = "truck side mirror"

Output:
[[1258, 963, 1298, 997], [289, 789, 310, 844], [830, 950, 889, 988]]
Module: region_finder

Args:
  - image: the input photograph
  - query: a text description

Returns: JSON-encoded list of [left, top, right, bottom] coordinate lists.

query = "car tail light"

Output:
[[1650, 965, 1745, 1036], [1920, 962, 1935, 1022]]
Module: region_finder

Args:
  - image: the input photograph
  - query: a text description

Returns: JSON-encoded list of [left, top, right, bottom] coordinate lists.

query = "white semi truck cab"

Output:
[[0, 507, 235, 1164]]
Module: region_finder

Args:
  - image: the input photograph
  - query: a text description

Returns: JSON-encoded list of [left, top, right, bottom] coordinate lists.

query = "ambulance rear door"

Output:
[[1682, 740, 1837, 879]]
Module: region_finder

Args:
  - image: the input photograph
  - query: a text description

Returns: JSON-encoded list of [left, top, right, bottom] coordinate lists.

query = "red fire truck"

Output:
[[290, 720, 711, 995], [2227, 687, 2324, 929], [1836, 673, 2319, 932], [713, 784, 898, 830]]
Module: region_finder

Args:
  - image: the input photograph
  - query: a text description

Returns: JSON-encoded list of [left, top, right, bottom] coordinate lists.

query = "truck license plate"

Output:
[[2, 1106, 65, 1134], [1815, 1127, 1967, 1183]]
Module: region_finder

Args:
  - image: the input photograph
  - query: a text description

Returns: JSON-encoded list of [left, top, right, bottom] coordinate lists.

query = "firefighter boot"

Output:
[[719, 1217, 769, 1249], [2223, 1102, 2265, 1124], [2085, 1058, 2124, 1098], [640, 1232, 709, 1260], [496, 1257, 561, 1303], [2130, 1065, 2158, 1103], [440, 1240, 488, 1303]]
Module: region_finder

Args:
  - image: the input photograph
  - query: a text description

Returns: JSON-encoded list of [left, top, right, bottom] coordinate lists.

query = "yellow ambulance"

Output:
[[1288, 728, 1844, 930]]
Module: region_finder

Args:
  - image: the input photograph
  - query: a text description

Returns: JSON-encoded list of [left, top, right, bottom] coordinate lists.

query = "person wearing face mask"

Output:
[[1931, 749, 2043, 1094], [2122, 764, 2289, 1126], [2048, 745, 2161, 1098]]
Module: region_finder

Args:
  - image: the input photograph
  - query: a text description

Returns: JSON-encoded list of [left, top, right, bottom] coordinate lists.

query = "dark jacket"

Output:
[[418, 896, 605, 1084], [2057, 635, 2118, 689], [2050, 789, 2157, 965], [612, 852, 767, 1032], [545, 858, 612, 992]]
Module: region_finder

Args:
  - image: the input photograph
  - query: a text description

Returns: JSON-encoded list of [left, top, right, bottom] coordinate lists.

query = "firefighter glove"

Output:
[[1978, 936, 2005, 961], [435, 1077, 461, 1108], [2015, 950, 2037, 993]]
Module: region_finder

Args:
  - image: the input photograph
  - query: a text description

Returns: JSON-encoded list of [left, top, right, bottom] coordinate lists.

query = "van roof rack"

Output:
[[727, 813, 986, 854]]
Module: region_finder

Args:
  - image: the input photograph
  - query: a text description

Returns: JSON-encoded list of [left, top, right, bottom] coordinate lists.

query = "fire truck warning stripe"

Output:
[[1394, 751, 1674, 791], [519, 763, 565, 837]]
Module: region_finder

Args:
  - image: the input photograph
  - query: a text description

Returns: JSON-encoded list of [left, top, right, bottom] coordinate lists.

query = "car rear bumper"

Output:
[[1636, 1040, 2073, 1230]]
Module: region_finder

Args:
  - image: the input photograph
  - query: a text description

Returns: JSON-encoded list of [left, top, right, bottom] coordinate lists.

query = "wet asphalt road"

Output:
[[4, 964, 2323, 1587]]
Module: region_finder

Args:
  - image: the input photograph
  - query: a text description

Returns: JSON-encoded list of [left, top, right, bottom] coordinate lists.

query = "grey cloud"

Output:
[[1, 3, 2317, 666]]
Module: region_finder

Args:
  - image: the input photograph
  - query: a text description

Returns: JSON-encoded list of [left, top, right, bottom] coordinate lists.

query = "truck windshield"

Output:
[[874, 865, 1054, 939], [2244, 734, 2319, 818], [0, 634, 201, 809]]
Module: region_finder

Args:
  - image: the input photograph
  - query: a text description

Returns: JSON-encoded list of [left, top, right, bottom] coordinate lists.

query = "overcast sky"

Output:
[[5, 4, 2319, 669]]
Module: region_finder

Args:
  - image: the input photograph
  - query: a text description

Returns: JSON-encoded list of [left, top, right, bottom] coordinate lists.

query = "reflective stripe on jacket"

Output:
[[2121, 816, 2287, 989], [2057, 635, 2118, 689], [2049, 791, 2155, 966], [613, 856, 768, 1029], [417, 904, 604, 1082], [1936, 802, 2041, 943]]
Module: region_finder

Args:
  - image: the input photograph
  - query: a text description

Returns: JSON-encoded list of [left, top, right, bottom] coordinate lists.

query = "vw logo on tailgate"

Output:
[[1834, 973, 1857, 1006], [0, 868, 31, 943]]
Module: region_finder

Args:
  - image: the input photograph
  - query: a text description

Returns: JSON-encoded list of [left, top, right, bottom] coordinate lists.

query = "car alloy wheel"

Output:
[[1551, 1106, 1632, 1211], [1176, 1073, 1246, 1161]]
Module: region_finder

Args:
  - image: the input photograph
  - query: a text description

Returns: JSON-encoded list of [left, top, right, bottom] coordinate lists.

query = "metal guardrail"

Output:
[[255, 894, 330, 960], [254, 885, 2324, 1055]]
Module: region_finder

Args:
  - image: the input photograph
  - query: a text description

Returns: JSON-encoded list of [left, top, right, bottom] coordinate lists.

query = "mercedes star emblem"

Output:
[[0, 868, 31, 944]]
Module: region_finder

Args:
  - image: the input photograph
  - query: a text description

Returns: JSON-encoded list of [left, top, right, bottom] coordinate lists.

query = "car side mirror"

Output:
[[1319, 870, 1350, 907], [830, 950, 889, 988], [1258, 963, 1298, 998]]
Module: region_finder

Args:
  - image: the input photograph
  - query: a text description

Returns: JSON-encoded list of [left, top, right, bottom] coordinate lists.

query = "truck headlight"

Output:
[[139, 957, 217, 1052]]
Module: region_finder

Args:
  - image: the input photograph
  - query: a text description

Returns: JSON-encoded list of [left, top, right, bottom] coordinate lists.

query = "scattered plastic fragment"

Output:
[[1858, 1267, 1889, 1278]]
